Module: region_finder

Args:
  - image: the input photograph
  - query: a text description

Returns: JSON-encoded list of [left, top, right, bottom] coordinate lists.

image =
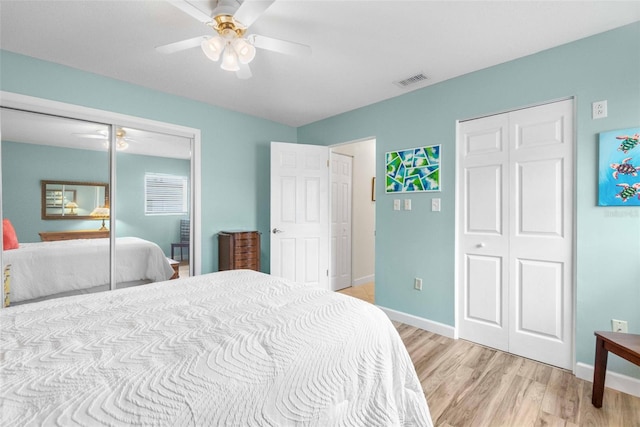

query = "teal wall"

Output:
[[299, 22, 640, 378], [2, 141, 109, 242], [0, 50, 298, 273], [2, 22, 639, 379], [2, 141, 190, 256]]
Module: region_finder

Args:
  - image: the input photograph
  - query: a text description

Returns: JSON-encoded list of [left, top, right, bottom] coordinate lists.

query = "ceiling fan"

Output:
[[72, 128, 132, 150], [156, 0, 311, 79]]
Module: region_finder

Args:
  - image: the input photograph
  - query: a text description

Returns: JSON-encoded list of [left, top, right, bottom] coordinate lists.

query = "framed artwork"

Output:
[[385, 145, 441, 193], [598, 127, 640, 206]]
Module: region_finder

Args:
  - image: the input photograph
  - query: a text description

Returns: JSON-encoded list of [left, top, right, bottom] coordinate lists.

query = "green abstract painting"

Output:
[[385, 145, 441, 193]]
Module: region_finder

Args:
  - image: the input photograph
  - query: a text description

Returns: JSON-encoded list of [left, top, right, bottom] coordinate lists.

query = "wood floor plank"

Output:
[[489, 375, 546, 426], [541, 368, 583, 423], [337, 284, 640, 426], [424, 364, 476, 422]]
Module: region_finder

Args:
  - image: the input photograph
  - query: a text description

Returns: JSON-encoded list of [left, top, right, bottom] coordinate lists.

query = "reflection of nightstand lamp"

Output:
[[65, 202, 79, 215], [90, 206, 110, 231]]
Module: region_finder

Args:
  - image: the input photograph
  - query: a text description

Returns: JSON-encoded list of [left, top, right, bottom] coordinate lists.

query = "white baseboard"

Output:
[[575, 362, 640, 398], [352, 274, 374, 287], [377, 305, 456, 339]]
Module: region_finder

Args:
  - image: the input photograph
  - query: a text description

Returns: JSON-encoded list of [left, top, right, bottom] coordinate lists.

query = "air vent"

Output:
[[393, 73, 429, 89]]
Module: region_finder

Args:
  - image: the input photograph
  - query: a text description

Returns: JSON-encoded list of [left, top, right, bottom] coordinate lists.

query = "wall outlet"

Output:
[[414, 278, 422, 291], [611, 319, 628, 333], [592, 100, 608, 119]]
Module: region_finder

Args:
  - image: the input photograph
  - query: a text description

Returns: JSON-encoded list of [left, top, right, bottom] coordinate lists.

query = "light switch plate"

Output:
[[393, 199, 401, 211], [431, 198, 441, 212], [404, 199, 411, 210]]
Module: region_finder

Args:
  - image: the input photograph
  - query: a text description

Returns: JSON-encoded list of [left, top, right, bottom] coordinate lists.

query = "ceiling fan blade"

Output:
[[156, 36, 209, 54], [166, 0, 213, 24], [236, 63, 252, 79], [249, 34, 311, 56], [233, 0, 275, 28]]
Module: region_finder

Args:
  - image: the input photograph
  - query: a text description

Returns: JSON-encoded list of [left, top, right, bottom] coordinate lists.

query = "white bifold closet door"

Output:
[[457, 99, 574, 370]]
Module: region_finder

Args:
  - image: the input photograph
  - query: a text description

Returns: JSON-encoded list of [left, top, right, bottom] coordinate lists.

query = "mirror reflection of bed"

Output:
[[4, 232, 176, 306], [1, 108, 193, 307]]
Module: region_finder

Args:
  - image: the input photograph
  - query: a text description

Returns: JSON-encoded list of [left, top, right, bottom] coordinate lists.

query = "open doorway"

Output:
[[331, 138, 376, 303]]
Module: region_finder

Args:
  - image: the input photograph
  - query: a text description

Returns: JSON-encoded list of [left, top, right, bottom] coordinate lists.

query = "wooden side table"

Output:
[[592, 331, 640, 407], [167, 258, 180, 280]]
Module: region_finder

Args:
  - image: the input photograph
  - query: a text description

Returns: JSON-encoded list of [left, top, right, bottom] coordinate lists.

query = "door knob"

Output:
[[272, 228, 284, 234], [477, 242, 486, 248]]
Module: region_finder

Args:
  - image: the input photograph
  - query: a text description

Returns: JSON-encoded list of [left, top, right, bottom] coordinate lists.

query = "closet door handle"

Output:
[[272, 228, 284, 234]]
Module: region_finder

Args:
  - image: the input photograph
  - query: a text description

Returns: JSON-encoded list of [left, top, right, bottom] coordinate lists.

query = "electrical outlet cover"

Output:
[[592, 100, 608, 119], [611, 319, 628, 333]]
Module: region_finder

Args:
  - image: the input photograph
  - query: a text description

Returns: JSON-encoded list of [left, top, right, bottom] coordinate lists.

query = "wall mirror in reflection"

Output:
[[41, 180, 109, 220]]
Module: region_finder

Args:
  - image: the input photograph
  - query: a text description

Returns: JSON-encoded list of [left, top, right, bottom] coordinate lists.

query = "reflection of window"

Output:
[[144, 173, 188, 215], [45, 189, 76, 208]]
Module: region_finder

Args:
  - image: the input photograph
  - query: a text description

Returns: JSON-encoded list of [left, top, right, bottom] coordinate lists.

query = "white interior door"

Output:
[[330, 152, 352, 291], [458, 99, 574, 369], [270, 142, 329, 289]]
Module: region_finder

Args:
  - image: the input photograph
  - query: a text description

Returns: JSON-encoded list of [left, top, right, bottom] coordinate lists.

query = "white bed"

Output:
[[2, 237, 175, 304], [0, 269, 433, 426]]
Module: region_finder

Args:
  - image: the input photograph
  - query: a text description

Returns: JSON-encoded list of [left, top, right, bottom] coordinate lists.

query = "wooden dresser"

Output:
[[218, 231, 260, 271], [39, 230, 110, 242]]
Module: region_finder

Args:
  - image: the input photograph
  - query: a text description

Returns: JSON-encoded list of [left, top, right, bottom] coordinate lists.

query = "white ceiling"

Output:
[[1, 1, 639, 127]]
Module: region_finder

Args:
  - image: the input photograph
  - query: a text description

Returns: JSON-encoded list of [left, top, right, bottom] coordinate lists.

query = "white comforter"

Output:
[[0, 270, 432, 426], [3, 237, 174, 303]]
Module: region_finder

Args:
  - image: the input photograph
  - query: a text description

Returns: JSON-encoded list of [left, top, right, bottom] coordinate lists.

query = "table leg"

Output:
[[592, 336, 608, 408]]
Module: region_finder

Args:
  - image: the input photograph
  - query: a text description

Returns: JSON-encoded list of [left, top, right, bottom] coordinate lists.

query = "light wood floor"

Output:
[[338, 283, 640, 426]]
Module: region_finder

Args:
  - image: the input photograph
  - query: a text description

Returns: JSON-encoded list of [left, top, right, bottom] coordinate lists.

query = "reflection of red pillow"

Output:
[[3, 219, 19, 250]]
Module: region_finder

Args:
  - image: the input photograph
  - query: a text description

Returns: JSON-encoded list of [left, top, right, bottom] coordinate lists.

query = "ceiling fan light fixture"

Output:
[[101, 138, 128, 150], [233, 38, 256, 64], [201, 36, 225, 61], [220, 44, 240, 71]]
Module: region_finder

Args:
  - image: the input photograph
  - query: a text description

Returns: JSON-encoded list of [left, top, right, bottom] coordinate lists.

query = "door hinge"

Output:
[[327, 159, 329, 167], [326, 269, 329, 276]]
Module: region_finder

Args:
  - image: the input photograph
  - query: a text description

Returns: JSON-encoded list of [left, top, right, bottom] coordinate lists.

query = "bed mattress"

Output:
[[0, 269, 432, 426]]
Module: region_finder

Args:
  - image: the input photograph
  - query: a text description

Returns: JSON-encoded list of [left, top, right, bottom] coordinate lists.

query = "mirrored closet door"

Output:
[[114, 126, 193, 285], [1, 103, 198, 307], [1, 108, 111, 305]]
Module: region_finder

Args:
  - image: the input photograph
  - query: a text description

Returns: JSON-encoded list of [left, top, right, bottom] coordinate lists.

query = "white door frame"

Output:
[[329, 137, 376, 290], [454, 97, 577, 371]]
